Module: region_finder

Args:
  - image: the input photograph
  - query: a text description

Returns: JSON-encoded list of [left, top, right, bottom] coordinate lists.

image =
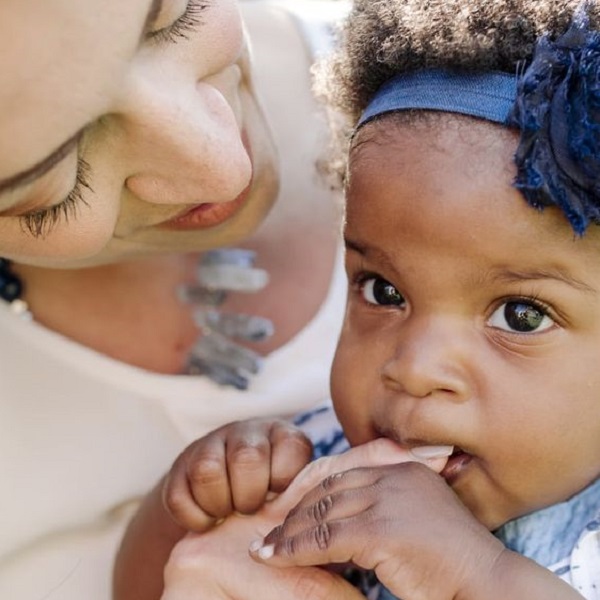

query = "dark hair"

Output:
[[319, 0, 600, 123], [315, 0, 600, 194]]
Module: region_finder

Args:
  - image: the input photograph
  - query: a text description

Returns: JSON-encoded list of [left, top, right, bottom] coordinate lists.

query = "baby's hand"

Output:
[[252, 460, 502, 600], [162, 418, 313, 532]]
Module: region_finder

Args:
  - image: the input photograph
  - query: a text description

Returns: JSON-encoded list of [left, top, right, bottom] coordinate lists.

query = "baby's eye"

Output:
[[361, 277, 405, 306], [488, 301, 554, 333]]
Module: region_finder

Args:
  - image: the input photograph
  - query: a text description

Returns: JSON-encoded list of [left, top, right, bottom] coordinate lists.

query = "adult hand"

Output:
[[161, 439, 449, 600]]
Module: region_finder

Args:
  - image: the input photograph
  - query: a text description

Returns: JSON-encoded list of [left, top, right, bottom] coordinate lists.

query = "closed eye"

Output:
[[147, 0, 211, 44], [19, 158, 92, 238]]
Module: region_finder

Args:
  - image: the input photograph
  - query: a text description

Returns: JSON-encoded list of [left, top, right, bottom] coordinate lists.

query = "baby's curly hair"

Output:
[[318, 0, 600, 126]]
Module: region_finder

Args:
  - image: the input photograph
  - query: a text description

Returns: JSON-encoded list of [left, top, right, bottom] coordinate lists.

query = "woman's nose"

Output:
[[381, 315, 472, 401], [118, 63, 251, 205]]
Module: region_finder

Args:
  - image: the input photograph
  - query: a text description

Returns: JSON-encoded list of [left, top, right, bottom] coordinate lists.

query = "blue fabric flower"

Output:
[[510, 3, 600, 235]]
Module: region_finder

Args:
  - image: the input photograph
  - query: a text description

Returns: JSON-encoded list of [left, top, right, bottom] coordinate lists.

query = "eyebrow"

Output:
[[346, 236, 596, 294], [494, 269, 597, 295], [344, 236, 399, 272], [0, 130, 83, 196], [345, 236, 386, 259]]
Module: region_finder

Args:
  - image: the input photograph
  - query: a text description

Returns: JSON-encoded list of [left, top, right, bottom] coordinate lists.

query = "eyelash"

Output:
[[19, 158, 92, 238], [18, 2, 210, 238], [148, 0, 211, 45]]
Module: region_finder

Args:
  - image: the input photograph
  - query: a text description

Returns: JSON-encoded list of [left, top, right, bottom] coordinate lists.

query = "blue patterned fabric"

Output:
[[494, 476, 600, 571], [293, 402, 348, 459]]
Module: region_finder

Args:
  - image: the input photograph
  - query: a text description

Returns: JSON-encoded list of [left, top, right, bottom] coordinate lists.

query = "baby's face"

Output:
[[331, 116, 600, 530]]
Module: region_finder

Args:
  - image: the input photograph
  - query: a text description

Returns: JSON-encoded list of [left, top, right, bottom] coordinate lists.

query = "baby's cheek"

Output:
[[330, 346, 372, 445]]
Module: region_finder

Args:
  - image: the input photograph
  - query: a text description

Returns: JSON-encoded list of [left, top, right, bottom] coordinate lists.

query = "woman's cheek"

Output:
[[0, 208, 116, 265]]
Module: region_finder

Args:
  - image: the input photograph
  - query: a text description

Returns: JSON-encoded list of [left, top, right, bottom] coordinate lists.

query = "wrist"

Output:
[[455, 543, 511, 600], [458, 543, 584, 600]]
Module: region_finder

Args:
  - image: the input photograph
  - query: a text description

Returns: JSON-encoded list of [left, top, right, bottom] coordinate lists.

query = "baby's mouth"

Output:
[[440, 447, 473, 483]]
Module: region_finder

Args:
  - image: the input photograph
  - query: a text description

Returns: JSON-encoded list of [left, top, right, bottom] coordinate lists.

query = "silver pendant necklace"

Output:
[[179, 249, 273, 390], [0, 251, 273, 389]]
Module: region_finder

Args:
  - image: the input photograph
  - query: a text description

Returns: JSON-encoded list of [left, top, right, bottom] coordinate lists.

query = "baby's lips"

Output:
[[409, 445, 454, 462]]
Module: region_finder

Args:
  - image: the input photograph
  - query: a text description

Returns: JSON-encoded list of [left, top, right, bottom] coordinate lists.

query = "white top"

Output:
[[0, 249, 345, 600]]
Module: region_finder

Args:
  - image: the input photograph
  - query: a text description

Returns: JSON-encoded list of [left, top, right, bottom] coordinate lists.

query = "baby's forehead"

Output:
[[348, 112, 517, 185], [344, 117, 600, 277], [351, 111, 509, 152]]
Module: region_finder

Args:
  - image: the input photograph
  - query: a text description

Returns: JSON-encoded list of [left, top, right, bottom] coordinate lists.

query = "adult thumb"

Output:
[[271, 438, 451, 515]]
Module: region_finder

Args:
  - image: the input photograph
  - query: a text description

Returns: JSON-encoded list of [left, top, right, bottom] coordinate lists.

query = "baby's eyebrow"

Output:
[[494, 268, 596, 294]]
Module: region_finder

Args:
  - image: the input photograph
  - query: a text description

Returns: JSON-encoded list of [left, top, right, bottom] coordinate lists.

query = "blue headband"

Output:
[[357, 70, 517, 128], [356, 5, 600, 235]]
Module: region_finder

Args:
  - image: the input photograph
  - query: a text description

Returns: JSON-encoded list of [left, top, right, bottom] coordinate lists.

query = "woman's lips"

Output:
[[160, 182, 251, 231], [440, 449, 473, 484]]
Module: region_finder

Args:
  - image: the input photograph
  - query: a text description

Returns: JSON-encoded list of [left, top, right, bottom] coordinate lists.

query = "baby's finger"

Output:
[[264, 467, 380, 540], [186, 434, 233, 519], [250, 515, 358, 569], [227, 426, 271, 514], [163, 459, 217, 532], [269, 423, 313, 492]]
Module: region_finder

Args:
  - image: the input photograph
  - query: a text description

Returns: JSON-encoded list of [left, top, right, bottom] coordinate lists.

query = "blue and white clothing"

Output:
[[495, 478, 600, 600], [294, 402, 349, 458], [296, 404, 600, 600]]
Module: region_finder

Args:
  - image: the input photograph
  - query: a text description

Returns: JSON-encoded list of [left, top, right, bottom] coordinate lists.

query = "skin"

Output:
[[1, 1, 342, 597], [0, 0, 278, 267], [332, 117, 600, 529], [0, 2, 340, 598], [163, 419, 314, 529], [156, 114, 597, 599], [245, 116, 600, 598], [0, 1, 338, 374], [159, 439, 450, 600], [153, 115, 599, 599], [114, 418, 314, 600]]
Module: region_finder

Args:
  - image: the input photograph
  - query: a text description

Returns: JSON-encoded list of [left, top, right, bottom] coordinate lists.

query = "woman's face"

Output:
[[0, 0, 278, 267]]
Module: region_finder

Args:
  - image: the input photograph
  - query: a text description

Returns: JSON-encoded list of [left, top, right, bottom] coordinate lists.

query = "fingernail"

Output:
[[249, 539, 262, 553], [410, 445, 454, 460], [258, 544, 274, 560]]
